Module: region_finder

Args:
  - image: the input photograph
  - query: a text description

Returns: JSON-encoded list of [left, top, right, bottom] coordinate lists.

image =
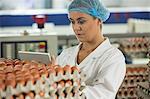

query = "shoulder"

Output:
[[60, 46, 77, 55], [99, 45, 125, 68], [106, 45, 125, 60], [56, 45, 77, 60], [56, 46, 78, 66]]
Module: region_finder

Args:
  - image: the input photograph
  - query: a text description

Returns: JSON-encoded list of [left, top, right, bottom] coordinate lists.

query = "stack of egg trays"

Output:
[[0, 64, 86, 99]]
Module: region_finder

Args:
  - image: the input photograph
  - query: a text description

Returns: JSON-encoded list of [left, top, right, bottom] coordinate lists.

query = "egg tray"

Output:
[[0, 59, 86, 99]]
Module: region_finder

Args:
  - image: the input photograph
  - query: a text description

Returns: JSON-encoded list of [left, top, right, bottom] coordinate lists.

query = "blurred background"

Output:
[[0, 1, 150, 98]]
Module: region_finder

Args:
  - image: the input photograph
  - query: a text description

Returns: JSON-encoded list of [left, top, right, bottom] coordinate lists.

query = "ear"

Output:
[[98, 19, 102, 24], [96, 19, 102, 25]]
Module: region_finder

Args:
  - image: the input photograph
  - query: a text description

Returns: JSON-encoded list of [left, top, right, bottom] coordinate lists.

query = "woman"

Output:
[[56, 0, 126, 98]]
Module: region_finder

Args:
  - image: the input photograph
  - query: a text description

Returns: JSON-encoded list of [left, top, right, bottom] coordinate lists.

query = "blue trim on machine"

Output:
[[0, 12, 149, 27]]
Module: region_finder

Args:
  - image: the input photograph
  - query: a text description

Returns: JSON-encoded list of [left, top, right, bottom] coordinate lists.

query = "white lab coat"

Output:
[[56, 38, 126, 99]]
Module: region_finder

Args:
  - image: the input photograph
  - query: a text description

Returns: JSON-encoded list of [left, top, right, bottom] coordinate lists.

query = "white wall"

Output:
[[102, 0, 149, 7], [0, 0, 46, 10], [121, 0, 150, 7]]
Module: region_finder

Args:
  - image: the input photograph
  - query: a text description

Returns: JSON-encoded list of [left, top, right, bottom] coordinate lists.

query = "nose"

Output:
[[73, 23, 82, 31]]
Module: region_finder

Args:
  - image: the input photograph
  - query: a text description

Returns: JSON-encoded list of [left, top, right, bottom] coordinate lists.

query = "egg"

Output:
[[5, 79, 16, 88], [27, 92, 35, 98], [39, 69, 48, 77], [39, 91, 45, 97], [16, 77, 25, 86], [5, 66, 14, 74], [17, 94, 24, 99], [0, 74, 5, 80], [65, 80, 72, 86], [0, 61, 6, 67], [63, 65, 71, 74], [14, 60, 22, 65], [0, 58, 84, 99], [14, 65, 22, 72], [71, 66, 80, 73], [22, 64, 30, 69], [0, 82, 5, 90], [55, 67, 64, 76], [48, 68, 56, 76]]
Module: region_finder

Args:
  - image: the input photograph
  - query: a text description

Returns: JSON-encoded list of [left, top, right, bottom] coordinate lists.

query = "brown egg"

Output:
[[27, 92, 35, 98], [6, 62, 13, 66], [14, 65, 22, 72], [31, 60, 39, 66], [58, 80, 65, 88], [14, 60, 22, 65], [71, 66, 80, 73], [33, 73, 40, 81], [6, 73, 15, 80], [0, 66, 5, 72], [39, 69, 48, 77], [15, 71, 23, 78], [0, 61, 6, 67], [17, 94, 24, 99], [16, 77, 25, 86], [30, 69, 40, 80], [24, 74, 33, 80], [29, 65, 38, 70], [47, 66, 54, 71], [22, 60, 30, 65], [5, 79, 16, 88], [39, 91, 45, 97], [24, 75, 35, 84], [30, 69, 39, 75], [5, 66, 14, 74], [55, 67, 64, 76], [0, 74, 5, 80], [22, 67, 30, 74], [10, 96, 14, 99], [53, 65, 60, 69], [63, 65, 71, 74], [5, 59, 13, 66], [0, 82, 5, 90], [22, 64, 30, 69], [47, 63, 52, 67], [48, 68, 56, 76], [38, 65, 46, 71], [65, 80, 72, 86]]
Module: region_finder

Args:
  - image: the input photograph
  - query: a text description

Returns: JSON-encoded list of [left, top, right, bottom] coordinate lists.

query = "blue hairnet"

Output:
[[68, 0, 110, 22]]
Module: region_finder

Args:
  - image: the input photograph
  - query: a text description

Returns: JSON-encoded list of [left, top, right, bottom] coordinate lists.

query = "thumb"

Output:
[[51, 55, 56, 65]]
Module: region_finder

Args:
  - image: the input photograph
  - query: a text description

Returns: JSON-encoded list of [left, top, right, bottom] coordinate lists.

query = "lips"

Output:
[[77, 33, 84, 36]]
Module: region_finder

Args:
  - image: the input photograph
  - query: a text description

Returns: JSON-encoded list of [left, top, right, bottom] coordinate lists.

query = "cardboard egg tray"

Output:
[[0, 58, 86, 99]]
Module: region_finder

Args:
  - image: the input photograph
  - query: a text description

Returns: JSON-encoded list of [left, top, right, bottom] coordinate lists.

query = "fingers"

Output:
[[51, 55, 56, 65]]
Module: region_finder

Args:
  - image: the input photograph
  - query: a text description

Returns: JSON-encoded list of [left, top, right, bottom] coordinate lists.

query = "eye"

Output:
[[78, 20, 86, 25], [70, 20, 75, 24]]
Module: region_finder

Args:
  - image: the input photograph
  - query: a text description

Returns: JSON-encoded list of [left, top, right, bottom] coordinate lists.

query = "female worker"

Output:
[[56, 0, 126, 98]]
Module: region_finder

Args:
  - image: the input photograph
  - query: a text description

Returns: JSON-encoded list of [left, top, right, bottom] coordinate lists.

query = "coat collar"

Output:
[[77, 37, 112, 59]]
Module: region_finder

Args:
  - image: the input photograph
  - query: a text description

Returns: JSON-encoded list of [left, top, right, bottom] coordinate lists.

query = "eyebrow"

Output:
[[69, 17, 86, 21]]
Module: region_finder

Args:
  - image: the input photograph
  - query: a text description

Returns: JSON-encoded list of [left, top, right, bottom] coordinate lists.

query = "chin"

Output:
[[78, 39, 87, 43], [76, 37, 88, 42]]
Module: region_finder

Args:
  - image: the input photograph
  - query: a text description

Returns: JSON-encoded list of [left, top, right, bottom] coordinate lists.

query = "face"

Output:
[[69, 11, 101, 42]]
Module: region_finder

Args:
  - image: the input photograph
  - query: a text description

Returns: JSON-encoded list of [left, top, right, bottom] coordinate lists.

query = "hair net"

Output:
[[68, 0, 110, 22]]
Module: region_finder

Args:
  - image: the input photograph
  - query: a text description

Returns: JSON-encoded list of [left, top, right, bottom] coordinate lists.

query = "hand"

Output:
[[50, 55, 56, 65]]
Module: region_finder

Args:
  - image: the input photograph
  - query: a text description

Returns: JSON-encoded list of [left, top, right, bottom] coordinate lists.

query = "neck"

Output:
[[81, 36, 105, 51]]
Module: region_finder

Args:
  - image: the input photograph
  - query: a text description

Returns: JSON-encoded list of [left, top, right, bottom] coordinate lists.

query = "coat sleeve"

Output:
[[56, 49, 68, 66], [83, 51, 126, 99]]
